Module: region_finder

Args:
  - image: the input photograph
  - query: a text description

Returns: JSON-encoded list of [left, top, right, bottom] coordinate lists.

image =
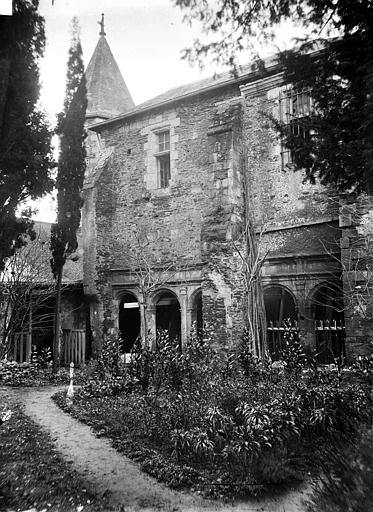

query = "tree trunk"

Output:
[[244, 223, 268, 359], [53, 264, 63, 372], [241, 141, 268, 358]]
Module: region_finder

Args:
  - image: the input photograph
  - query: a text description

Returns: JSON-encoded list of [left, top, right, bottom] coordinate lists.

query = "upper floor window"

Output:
[[157, 131, 170, 152], [279, 88, 312, 168], [155, 130, 171, 188]]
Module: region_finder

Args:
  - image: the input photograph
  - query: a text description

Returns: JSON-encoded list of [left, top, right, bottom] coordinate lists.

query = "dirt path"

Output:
[[6, 386, 312, 512]]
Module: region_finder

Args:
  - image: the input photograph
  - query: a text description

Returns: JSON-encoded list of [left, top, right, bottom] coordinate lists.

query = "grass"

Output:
[[0, 392, 118, 512]]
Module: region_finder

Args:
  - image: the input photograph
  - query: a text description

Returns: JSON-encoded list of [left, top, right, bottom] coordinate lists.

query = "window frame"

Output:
[[154, 129, 171, 189], [279, 87, 312, 169]]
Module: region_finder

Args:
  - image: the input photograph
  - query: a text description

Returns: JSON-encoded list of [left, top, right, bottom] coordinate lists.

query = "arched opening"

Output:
[[264, 285, 297, 359], [155, 291, 181, 343], [119, 293, 141, 353], [311, 281, 345, 363], [264, 286, 297, 324], [312, 282, 344, 323], [191, 290, 203, 335]]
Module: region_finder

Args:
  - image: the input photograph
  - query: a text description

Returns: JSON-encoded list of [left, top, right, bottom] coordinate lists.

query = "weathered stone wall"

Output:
[[241, 77, 345, 351], [83, 70, 372, 357], [85, 85, 249, 348], [340, 195, 373, 356], [241, 80, 340, 230]]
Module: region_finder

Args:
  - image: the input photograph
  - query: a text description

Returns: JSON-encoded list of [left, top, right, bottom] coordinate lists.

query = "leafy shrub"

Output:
[[152, 331, 184, 392], [279, 322, 307, 373], [0, 357, 93, 387], [238, 329, 266, 380], [306, 428, 373, 512], [81, 374, 132, 397], [349, 353, 373, 386], [0, 360, 39, 386], [99, 331, 124, 374], [31, 345, 52, 369], [59, 331, 372, 499], [128, 337, 154, 391], [128, 327, 217, 394]]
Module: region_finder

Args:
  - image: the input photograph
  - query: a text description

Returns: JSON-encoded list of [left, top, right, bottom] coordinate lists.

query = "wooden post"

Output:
[[13, 332, 17, 361], [66, 362, 74, 406], [26, 333, 31, 363], [53, 265, 63, 372], [19, 333, 24, 363]]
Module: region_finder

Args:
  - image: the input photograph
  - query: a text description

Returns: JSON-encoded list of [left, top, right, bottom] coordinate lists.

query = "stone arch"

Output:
[[190, 288, 203, 335], [307, 280, 344, 323], [263, 284, 297, 325], [306, 280, 345, 362], [153, 289, 181, 344], [119, 291, 141, 353]]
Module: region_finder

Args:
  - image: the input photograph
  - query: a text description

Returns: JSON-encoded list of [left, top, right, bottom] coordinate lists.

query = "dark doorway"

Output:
[[313, 282, 344, 322], [119, 293, 141, 353], [264, 286, 298, 359], [264, 286, 297, 324], [31, 294, 55, 354], [313, 282, 345, 363], [156, 291, 181, 342]]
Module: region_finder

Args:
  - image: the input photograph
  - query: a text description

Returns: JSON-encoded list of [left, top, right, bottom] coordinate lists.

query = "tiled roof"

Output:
[[85, 36, 135, 117], [27, 222, 83, 285], [90, 55, 280, 129], [136, 62, 256, 110]]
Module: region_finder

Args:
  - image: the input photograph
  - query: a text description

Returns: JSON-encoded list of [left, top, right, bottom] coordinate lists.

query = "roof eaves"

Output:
[[89, 61, 282, 131], [86, 111, 113, 120]]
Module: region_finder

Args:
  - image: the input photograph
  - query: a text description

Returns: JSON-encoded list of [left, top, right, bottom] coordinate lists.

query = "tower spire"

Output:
[[98, 13, 106, 37]]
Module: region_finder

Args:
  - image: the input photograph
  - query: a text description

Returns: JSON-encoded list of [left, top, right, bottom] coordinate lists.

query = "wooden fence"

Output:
[[12, 331, 32, 363], [61, 329, 86, 365]]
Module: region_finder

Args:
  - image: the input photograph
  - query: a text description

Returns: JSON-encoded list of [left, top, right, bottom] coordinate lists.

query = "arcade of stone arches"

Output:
[[118, 288, 202, 353], [116, 281, 343, 360]]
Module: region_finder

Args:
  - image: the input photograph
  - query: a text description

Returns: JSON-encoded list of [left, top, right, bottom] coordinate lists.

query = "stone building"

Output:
[[81, 26, 373, 361]]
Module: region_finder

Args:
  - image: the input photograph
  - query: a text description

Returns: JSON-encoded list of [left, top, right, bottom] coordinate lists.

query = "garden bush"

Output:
[[306, 427, 373, 512], [56, 328, 372, 499], [0, 347, 92, 387]]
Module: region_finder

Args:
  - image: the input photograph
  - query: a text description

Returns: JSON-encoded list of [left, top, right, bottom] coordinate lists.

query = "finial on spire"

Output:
[[98, 13, 106, 36]]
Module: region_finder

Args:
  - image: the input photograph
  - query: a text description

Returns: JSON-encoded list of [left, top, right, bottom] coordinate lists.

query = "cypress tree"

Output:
[[50, 17, 87, 370], [0, 0, 53, 270]]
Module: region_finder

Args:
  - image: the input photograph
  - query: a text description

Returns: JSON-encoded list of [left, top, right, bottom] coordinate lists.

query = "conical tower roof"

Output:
[[85, 22, 134, 119]]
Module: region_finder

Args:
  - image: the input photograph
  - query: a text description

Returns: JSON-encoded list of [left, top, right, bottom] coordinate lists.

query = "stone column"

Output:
[[147, 305, 156, 349], [186, 306, 193, 340], [113, 298, 120, 331], [179, 287, 188, 348]]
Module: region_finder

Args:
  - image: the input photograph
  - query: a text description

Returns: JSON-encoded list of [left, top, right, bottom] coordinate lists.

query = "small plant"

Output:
[[279, 321, 307, 373], [31, 345, 52, 369], [128, 336, 154, 391], [100, 332, 123, 373], [171, 429, 191, 460], [350, 353, 373, 385]]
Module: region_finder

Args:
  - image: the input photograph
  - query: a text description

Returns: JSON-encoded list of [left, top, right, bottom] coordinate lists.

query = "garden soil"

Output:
[[4, 386, 312, 512]]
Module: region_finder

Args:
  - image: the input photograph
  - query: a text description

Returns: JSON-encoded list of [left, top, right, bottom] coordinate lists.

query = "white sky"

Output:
[[32, 0, 305, 222], [38, 0, 223, 119]]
